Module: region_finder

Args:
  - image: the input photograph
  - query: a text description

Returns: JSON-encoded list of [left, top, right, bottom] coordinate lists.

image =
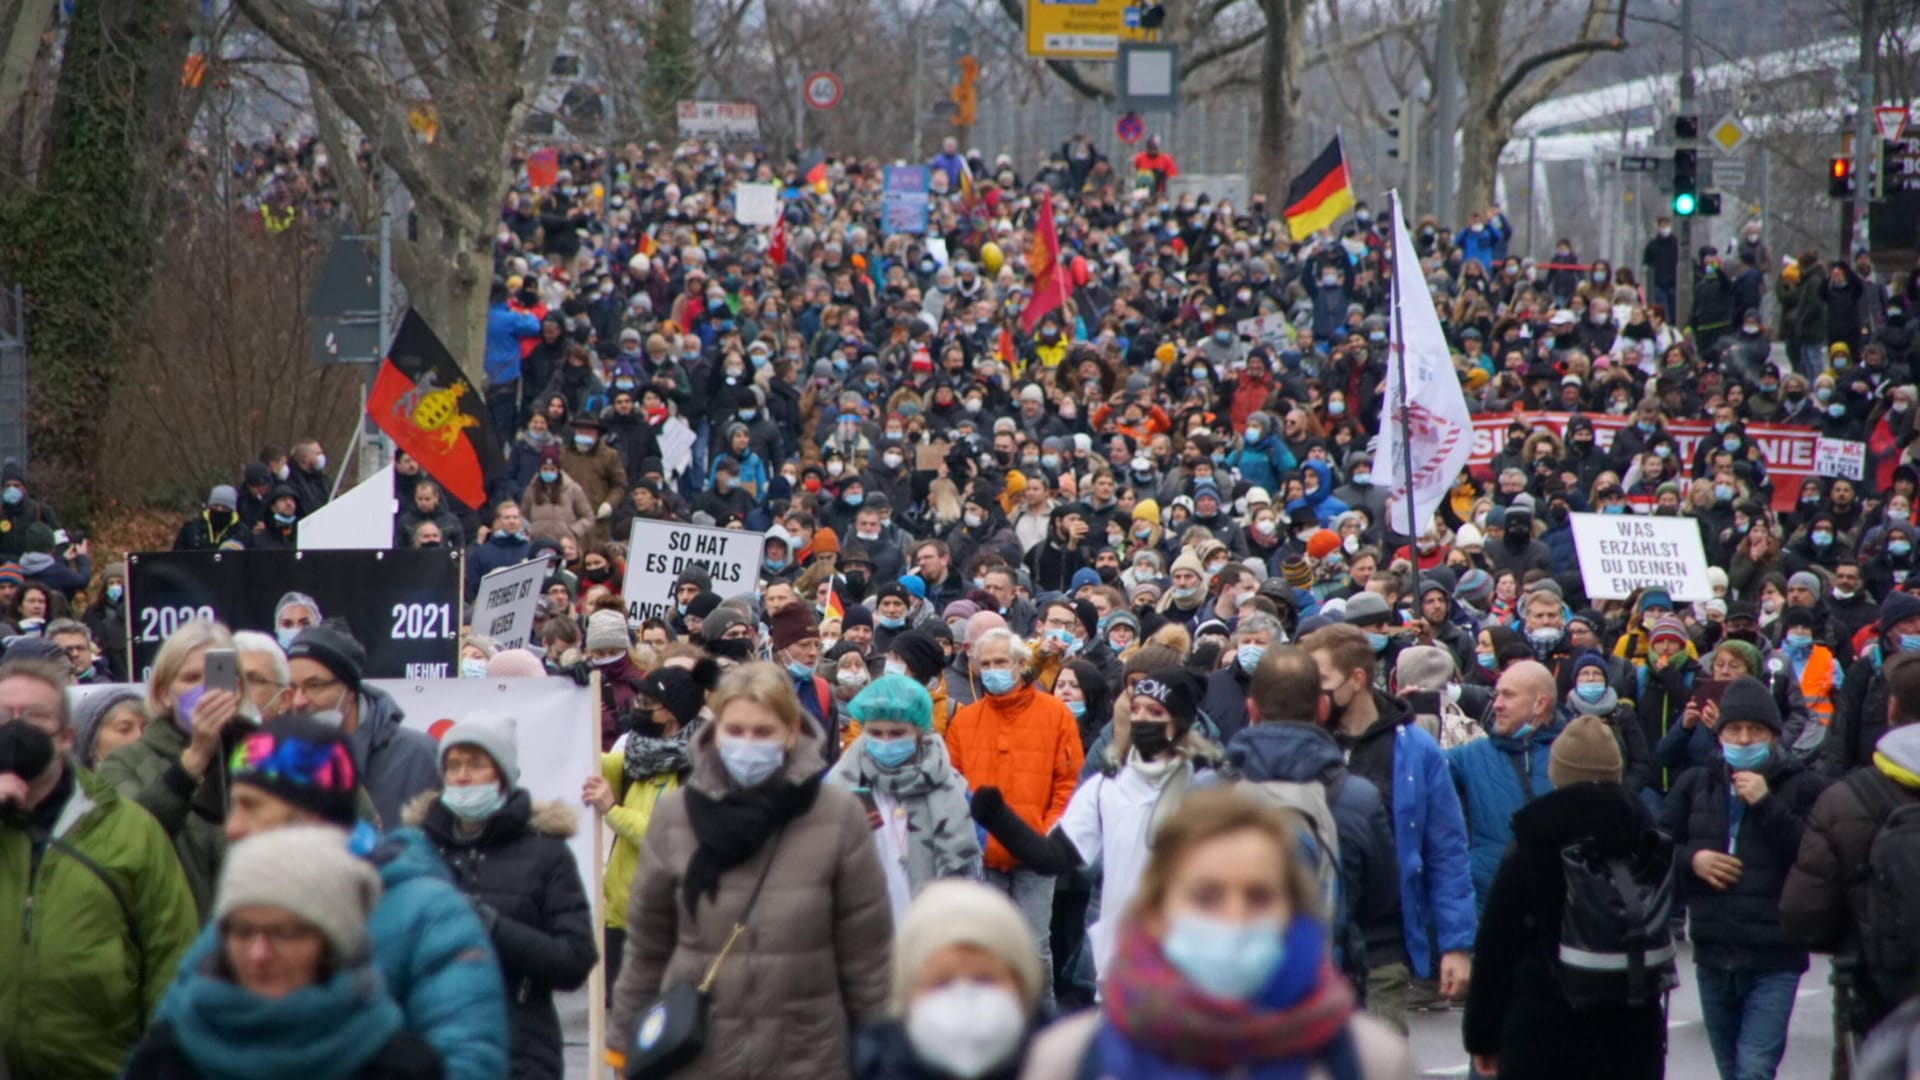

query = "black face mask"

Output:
[[582, 566, 613, 583], [1096, 565, 1120, 584], [0, 719, 54, 787], [208, 508, 235, 530], [708, 637, 753, 662], [1131, 722, 1175, 760]]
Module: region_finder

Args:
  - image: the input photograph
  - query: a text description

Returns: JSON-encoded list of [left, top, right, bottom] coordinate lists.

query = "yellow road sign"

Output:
[[1025, 0, 1152, 60], [1708, 115, 1748, 155]]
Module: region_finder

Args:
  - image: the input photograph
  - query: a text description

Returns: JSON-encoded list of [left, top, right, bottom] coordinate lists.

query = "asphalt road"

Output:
[[562, 947, 1845, 1079]]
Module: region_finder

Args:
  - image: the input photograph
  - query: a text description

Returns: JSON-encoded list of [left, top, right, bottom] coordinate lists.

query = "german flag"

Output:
[[1283, 137, 1356, 241], [366, 309, 501, 510]]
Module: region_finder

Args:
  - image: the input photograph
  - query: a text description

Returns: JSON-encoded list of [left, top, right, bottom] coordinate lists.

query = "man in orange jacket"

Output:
[[944, 626, 1084, 1008]]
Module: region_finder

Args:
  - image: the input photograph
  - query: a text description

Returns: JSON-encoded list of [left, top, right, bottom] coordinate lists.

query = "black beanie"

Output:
[[285, 625, 365, 693], [686, 591, 724, 620], [1717, 675, 1783, 736], [889, 629, 945, 683], [1129, 666, 1203, 730], [636, 658, 721, 728], [1881, 591, 1920, 633]]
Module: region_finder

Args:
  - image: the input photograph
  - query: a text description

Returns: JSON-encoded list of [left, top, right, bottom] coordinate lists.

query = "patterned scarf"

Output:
[[623, 723, 693, 782], [1101, 919, 1354, 1073]]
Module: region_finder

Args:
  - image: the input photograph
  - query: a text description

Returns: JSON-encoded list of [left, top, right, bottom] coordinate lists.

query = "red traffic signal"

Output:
[[1830, 156, 1855, 198]]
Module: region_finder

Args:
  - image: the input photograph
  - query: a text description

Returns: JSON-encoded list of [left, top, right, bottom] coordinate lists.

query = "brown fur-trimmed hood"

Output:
[[401, 789, 578, 837]]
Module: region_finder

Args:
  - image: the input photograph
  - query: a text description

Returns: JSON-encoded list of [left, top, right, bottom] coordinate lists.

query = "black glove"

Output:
[[567, 661, 593, 687], [968, 786, 1079, 875], [969, 785, 1005, 823]]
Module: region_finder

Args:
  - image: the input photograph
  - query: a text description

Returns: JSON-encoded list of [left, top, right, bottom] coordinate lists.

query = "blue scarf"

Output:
[[162, 958, 406, 1080]]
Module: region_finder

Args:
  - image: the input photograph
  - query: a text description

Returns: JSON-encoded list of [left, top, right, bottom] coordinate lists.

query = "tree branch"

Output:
[[1490, 35, 1625, 117], [1187, 27, 1267, 72]]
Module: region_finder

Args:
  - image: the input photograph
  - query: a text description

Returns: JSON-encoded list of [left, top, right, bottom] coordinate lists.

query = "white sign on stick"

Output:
[[622, 519, 765, 624], [470, 558, 549, 651], [1570, 512, 1713, 601], [734, 182, 779, 227], [298, 465, 396, 550], [1813, 436, 1867, 480]]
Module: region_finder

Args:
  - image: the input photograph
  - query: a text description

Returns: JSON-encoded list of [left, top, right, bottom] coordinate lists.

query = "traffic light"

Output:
[[1674, 115, 1699, 140], [950, 55, 978, 128], [1671, 148, 1699, 215], [1697, 192, 1723, 216], [1829, 156, 1856, 198], [1385, 107, 1402, 158]]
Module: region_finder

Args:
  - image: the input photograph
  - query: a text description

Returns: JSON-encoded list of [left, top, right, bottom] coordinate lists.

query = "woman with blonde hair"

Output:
[[1018, 789, 1410, 1078], [606, 662, 891, 1079], [99, 619, 241, 920]]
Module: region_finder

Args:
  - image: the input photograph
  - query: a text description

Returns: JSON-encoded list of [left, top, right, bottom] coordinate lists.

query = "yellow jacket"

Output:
[[597, 751, 680, 930]]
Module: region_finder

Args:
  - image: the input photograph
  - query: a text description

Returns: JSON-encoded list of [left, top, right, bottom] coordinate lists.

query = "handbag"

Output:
[[625, 829, 785, 1079]]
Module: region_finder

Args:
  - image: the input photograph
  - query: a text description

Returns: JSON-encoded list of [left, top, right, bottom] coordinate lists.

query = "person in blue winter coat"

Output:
[[1287, 459, 1350, 527], [1447, 659, 1563, 909], [485, 280, 543, 437], [161, 715, 510, 1080], [464, 500, 535, 601], [1226, 411, 1297, 494], [1453, 208, 1511, 272]]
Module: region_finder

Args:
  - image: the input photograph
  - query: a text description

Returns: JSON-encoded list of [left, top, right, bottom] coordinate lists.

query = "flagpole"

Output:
[[1389, 189, 1419, 553]]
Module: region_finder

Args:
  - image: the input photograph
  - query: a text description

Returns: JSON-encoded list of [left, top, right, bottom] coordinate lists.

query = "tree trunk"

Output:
[[403, 214, 492, 385], [1456, 113, 1511, 218], [1253, 0, 1306, 204], [0, 0, 55, 142], [0, 0, 190, 519]]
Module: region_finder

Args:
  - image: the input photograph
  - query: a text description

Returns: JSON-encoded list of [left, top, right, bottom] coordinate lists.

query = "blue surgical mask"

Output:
[[573, 434, 596, 450], [1351, 472, 1371, 486], [717, 736, 786, 787], [877, 614, 907, 630], [1513, 723, 1537, 740], [1812, 530, 1834, 547], [540, 468, 559, 483], [1713, 484, 1734, 502], [844, 492, 865, 507], [275, 626, 300, 649], [864, 735, 917, 769], [1602, 504, 1626, 515], [0, 486, 20, 505], [1724, 437, 1742, 451], [1366, 632, 1389, 653], [1477, 653, 1497, 671], [1575, 683, 1608, 704], [105, 584, 124, 605], [1895, 540, 1914, 558], [1899, 634, 1920, 654], [1784, 633, 1814, 656], [460, 658, 488, 679], [1722, 741, 1770, 771], [1064, 700, 1087, 719], [980, 669, 1017, 696], [785, 659, 814, 680], [1161, 912, 1285, 1000], [441, 783, 506, 822], [1236, 643, 1267, 672], [273, 511, 297, 525], [766, 557, 788, 572]]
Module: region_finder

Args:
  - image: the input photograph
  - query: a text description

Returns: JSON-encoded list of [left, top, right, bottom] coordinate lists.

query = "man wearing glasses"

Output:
[[0, 657, 198, 1080], [45, 618, 106, 683], [282, 624, 438, 831]]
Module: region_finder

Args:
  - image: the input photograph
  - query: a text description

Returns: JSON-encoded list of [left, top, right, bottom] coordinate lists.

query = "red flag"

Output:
[[366, 310, 501, 510], [769, 215, 788, 267], [1018, 194, 1069, 334], [527, 148, 559, 190]]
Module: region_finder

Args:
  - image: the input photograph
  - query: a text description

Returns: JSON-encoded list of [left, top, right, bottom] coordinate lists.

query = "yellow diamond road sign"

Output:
[[1708, 116, 1748, 154]]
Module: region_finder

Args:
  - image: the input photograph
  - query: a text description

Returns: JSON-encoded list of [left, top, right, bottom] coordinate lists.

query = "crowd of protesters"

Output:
[[9, 126, 1920, 1080]]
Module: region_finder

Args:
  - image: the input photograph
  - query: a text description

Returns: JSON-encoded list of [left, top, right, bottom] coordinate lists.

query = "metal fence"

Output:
[[0, 287, 25, 474]]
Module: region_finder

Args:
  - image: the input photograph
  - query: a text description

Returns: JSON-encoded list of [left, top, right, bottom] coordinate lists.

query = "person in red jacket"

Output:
[[1131, 136, 1178, 195], [944, 626, 1084, 1009]]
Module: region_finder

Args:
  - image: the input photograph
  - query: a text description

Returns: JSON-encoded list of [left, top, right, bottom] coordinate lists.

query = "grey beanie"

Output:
[[1395, 645, 1457, 692], [1343, 591, 1393, 627], [585, 609, 630, 653], [1787, 571, 1823, 595], [215, 825, 382, 959], [439, 709, 521, 786]]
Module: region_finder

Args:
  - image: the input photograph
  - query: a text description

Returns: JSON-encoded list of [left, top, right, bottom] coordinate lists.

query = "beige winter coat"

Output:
[[607, 719, 892, 1080], [1018, 1010, 1413, 1080]]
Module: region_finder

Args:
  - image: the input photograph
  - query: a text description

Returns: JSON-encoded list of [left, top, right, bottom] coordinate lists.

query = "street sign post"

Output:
[[1116, 112, 1144, 145], [1024, 0, 1153, 60], [1876, 105, 1910, 144], [1708, 116, 1749, 155], [1619, 155, 1662, 173], [803, 71, 841, 111]]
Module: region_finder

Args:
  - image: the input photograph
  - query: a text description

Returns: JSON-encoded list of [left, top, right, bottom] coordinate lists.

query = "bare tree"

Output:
[[0, 0, 56, 145], [1454, 0, 1627, 219], [229, 0, 572, 380]]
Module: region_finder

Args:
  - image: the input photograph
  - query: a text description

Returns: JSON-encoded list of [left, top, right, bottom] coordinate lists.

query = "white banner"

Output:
[[470, 558, 548, 651], [1374, 190, 1473, 538], [676, 101, 759, 140], [1813, 436, 1867, 480], [298, 465, 396, 550], [1569, 512, 1714, 601], [621, 519, 764, 623]]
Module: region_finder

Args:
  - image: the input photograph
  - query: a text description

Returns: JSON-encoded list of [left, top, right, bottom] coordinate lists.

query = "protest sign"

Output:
[[469, 558, 548, 651], [734, 182, 779, 227], [881, 165, 931, 236], [297, 465, 396, 550], [676, 101, 759, 140], [1235, 312, 1292, 351], [622, 519, 764, 624], [1814, 436, 1867, 480], [1468, 411, 1820, 512], [126, 549, 462, 682], [1569, 512, 1713, 601]]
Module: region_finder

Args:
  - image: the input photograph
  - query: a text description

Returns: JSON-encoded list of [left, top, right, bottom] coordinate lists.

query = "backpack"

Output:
[[1234, 776, 1366, 992], [1847, 769, 1920, 999], [1555, 827, 1679, 1009]]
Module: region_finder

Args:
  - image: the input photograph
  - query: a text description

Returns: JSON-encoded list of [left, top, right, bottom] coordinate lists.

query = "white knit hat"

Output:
[[215, 825, 381, 959], [891, 880, 1044, 1012]]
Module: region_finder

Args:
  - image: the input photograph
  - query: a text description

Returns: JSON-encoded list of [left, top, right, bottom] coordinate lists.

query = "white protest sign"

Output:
[[622, 519, 765, 623], [470, 558, 548, 651], [1236, 312, 1292, 350], [65, 678, 601, 897], [298, 465, 395, 550], [1570, 512, 1713, 601], [926, 237, 950, 266], [1813, 436, 1866, 480], [734, 182, 778, 226]]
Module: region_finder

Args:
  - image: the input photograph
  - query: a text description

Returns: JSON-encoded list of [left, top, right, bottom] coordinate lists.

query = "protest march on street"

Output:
[[8, 5, 1920, 1079]]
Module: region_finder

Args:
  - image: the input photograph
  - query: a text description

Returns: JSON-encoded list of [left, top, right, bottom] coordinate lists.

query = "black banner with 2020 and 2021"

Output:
[[125, 549, 463, 682]]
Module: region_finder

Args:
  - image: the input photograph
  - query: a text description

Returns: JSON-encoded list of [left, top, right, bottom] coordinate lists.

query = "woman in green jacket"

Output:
[[98, 619, 243, 921]]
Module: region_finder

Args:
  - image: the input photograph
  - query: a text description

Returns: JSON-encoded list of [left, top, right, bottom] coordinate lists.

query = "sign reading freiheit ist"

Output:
[[621, 520, 764, 624]]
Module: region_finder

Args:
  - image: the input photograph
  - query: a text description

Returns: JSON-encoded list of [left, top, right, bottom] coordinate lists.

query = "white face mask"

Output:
[[905, 982, 1026, 1079]]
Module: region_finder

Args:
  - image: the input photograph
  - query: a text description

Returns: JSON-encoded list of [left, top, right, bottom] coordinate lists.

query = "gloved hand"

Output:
[[567, 661, 594, 687], [597, 501, 613, 520], [969, 785, 1005, 823]]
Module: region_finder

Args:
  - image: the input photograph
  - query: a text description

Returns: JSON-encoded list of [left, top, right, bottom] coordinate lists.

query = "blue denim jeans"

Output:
[[1696, 965, 1801, 1080]]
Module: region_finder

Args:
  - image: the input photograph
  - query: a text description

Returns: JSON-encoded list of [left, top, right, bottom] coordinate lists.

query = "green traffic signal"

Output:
[[1672, 191, 1698, 216]]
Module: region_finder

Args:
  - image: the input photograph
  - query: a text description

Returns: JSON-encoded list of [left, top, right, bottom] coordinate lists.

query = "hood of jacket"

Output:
[[353, 684, 406, 752], [401, 787, 578, 842], [19, 551, 55, 575], [1227, 722, 1345, 785]]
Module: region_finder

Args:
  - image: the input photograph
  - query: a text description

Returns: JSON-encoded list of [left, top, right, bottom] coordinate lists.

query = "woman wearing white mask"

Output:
[[607, 662, 891, 1079], [1018, 789, 1410, 1079], [854, 880, 1045, 1080]]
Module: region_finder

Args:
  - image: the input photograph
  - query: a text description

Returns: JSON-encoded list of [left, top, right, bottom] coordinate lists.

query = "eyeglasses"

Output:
[[223, 920, 320, 949], [290, 676, 341, 698]]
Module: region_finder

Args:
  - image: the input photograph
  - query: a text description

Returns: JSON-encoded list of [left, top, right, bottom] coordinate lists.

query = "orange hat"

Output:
[[1306, 529, 1341, 561], [811, 527, 840, 559]]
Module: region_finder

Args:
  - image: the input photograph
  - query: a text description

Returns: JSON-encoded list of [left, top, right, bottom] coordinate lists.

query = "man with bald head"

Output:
[[1447, 660, 1564, 910]]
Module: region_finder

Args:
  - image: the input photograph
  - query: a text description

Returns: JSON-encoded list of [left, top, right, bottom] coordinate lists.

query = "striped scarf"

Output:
[[1101, 919, 1354, 1073]]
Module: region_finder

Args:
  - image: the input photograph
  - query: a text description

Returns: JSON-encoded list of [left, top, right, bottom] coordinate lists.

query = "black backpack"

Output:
[[1555, 828, 1680, 1009], [1847, 769, 1920, 1000]]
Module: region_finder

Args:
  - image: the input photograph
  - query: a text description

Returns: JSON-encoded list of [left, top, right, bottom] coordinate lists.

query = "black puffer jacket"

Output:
[[1660, 749, 1826, 972], [1463, 782, 1667, 1080], [410, 789, 598, 1080]]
